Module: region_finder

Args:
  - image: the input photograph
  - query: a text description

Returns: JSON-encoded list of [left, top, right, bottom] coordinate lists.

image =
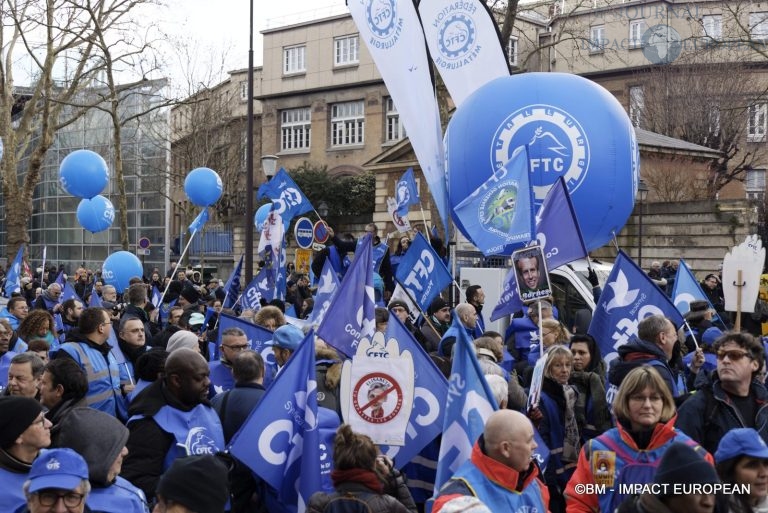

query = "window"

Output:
[[240, 81, 248, 101], [746, 169, 766, 196], [629, 86, 644, 128], [590, 25, 606, 53], [751, 12, 768, 40], [507, 36, 518, 67], [748, 103, 767, 142], [283, 45, 306, 74], [330, 101, 364, 147], [703, 15, 722, 40], [629, 20, 646, 48], [280, 107, 311, 151], [334, 35, 359, 66], [385, 97, 406, 142]]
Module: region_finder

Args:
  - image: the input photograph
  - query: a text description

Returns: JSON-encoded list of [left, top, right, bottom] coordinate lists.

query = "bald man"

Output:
[[432, 410, 550, 513], [437, 304, 478, 358], [121, 348, 225, 501]]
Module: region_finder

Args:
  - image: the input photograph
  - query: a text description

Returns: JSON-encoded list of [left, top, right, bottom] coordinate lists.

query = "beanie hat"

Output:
[[156, 455, 230, 513], [428, 297, 448, 316], [56, 407, 129, 486], [0, 396, 43, 449], [388, 300, 409, 312], [654, 442, 719, 491], [167, 331, 200, 353], [180, 283, 201, 304], [715, 428, 768, 463]]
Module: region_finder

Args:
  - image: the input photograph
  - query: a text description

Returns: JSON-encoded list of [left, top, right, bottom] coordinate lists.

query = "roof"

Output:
[[635, 127, 723, 159]]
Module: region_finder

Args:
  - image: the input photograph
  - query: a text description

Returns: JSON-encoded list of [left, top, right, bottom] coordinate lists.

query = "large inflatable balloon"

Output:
[[446, 73, 639, 252], [76, 195, 115, 233], [254, 203, 272, 231], [184, 167, 223, 207], [59, 150, 109, 199], [102, 251, 142, 292]]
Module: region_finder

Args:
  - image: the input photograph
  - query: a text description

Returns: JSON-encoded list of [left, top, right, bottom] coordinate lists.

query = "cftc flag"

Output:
[[257, 168, 313, 223], [395, 168, 420, 217]]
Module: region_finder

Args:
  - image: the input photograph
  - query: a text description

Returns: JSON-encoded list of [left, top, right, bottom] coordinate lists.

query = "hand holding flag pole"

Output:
[[159, 207, 209, 305]]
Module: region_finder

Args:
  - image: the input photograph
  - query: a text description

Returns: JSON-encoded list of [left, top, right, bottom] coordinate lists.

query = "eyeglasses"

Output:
[[629, 394, 663, 404], [716, 349, 752, 361], [36, 491, 84, 507], [223, 343, 251, 351]]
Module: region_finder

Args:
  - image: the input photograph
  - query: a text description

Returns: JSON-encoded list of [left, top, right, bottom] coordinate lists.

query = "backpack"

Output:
[[322, 491, 374, 513]]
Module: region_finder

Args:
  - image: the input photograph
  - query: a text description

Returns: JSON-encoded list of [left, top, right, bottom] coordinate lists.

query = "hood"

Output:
[[127, 378, 192, 418], [56, 407, 128, 487]]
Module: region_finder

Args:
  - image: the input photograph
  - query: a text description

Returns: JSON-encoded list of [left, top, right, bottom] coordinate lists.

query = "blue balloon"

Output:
[[76, 195, 115, 233], [254, 203, 272, 230], [446, 73, 639, 252], [102, 251, 143, 292], [184, 167, 223, 206], [59, 150, 109, 199]]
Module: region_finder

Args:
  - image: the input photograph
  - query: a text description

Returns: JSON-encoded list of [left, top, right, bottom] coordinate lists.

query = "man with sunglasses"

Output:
[[678, 331, 768, 454], [21, 447, 91, 513], [209, 327, 250, 396]]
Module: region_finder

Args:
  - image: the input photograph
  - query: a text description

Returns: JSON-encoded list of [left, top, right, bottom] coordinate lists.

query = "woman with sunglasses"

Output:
[[677, 332, 768, 455]]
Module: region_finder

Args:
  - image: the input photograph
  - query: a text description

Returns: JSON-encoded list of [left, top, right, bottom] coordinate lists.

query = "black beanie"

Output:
[[428, 297, 448, 316], [157, 455, 230, 512], [180, 283, 201, 304], [654, 442, 719, 491], [0, 396, 43, 449]]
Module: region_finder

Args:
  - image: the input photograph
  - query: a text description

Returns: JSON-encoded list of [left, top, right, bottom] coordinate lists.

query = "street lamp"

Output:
[[261, 155, 278, 181], [637, 179, 649, 268], [317, 200, 329, 219]]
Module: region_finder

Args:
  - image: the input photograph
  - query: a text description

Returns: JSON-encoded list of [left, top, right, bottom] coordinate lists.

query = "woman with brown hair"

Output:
[[308, 424, 417, 513], [17, 310, 58, 352]]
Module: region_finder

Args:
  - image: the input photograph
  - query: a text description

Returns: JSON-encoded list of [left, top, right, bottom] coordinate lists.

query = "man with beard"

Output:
[[465, 285, 486, 338], [121, 348, 224, 502]]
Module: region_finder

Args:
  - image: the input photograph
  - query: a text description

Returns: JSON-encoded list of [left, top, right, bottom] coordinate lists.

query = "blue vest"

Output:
[[450, 460, 548, 513], [0, 466, 28, 513], [209, 360, 235, 396], [587, 428, 703, 513], [87, 477, 149, 513], [58, 342, 125, 419], [138, 403, 225, 472]]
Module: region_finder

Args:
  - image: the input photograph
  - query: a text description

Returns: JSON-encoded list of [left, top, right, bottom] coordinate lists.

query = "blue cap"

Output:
[[28, 448, 89, 493], [715, 428, 768, 463], [267, 324, 304, 351], [702, 327, 723, 346]]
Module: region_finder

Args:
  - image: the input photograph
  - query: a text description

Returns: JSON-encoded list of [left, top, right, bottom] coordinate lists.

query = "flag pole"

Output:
[[394, 279, 441, 340], [159, 233, 197, 305], [419, 203, 431, 245]]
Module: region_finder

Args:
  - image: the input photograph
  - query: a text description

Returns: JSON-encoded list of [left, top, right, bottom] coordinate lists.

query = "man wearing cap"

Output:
[[0, 396, 52, 512], [122, 348, 224, 501], [267, 324, 304, 377], [678, 332, 768, 454], [209, 327, 249, 396], [20, 448, 91, 513], [681, 300, 716, 353], [433, 410, 549, 513], [53, 307, 126, 420], [154, 455, 230, 513], [56, 407, 148, 513], [388, 299, 427, 347], [421, 297, 451, 354]]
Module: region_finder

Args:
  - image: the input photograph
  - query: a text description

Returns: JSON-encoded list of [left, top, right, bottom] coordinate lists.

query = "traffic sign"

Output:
[[294, 217, 314, 249], [138, 237, 151, 249], [137, 248, 151, 256], [313, 220, 330, 244]]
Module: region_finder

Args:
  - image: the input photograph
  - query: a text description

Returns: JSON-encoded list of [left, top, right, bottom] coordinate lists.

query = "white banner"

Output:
[[419, 0, 510, 107], [387, 197, 412, 233], [348, 0, 449, 233]]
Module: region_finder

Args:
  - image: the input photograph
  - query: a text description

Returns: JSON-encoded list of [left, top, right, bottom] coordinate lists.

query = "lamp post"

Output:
[[261, 155, 278, 181], [637, 179, 649, 268]]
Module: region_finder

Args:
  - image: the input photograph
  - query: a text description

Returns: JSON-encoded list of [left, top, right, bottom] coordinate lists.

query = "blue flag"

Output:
[[215, 312, 277, 385], [151, 286, 162, 308], [158, 298, 177, 327], [241, 273, 268, 310], [222, 255, 244, 309], [588, 251, 685, 362], [257, 168, 313, 223], [310, 259, 340, 327], [434, 313, 499, 492], [228, 330, 322, 511], [454, 146, 534, 256], [61, 282, 82, 303], [535, 176, 588, 270], [395, 232, 452, 312], [188, 208, 209, 236], [395, 167, 420, 217], [55, 271, 65, 286], [490, 268, 525, 321], [672, 259, 725, 327], [3, 245, 24, 297], [316, 234, 376, 358], [88, 290, 103, 308], [383, 316, 448, 467]]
